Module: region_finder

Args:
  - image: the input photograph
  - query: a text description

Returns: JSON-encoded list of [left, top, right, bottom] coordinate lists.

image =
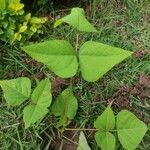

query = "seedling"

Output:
[[0, 7, 147, 150]]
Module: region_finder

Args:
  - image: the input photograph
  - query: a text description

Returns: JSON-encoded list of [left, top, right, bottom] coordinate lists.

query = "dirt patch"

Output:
[[51, 128, 79, 150], [112, 72, 150, 109], [51, 77, 69, 96], [133, 49, 150, 59]]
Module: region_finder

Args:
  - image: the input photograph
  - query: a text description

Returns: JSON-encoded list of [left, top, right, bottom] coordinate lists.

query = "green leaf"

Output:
[[0, 0, 6, 10], [31, 79, 52, 107], [54, 7, 97, 33], [22, 40, 78, 78], [117, 110, 148, 150], [52, 87, 78, 127], [79, 41, 133, 82], [23, 79, 52, 128], [94, 106, 115, 131], [95, 131, 116, 150], [0, 77, 31, 106], [77, 131, 91, 150], [23, 105, 48, 129]]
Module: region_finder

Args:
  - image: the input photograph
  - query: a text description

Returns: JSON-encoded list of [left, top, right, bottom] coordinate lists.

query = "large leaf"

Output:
[[23, 79, 52, 128], [95, 131, 116, 150], [52, 87, 78, 127], [0, 77, 31, 106], [22, 40, 78, 78], [79, 41, 133, 81], [77, 131, 91, 150], [54, 7, 97, 33], [116, 110, 148, 150], [94, 106, 115, 131]]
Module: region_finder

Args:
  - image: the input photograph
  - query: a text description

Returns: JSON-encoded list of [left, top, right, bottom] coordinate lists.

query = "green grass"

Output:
[[0, 0, 150, 149]]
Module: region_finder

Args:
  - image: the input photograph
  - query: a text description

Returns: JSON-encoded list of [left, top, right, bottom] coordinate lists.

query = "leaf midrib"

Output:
[[3, 83, 28, 98]]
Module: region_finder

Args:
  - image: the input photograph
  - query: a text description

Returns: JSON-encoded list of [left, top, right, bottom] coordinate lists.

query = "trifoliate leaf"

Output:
[[54, 7, 97, 32], [0, 77, 31, 106], [117, 110, 148, 150], [23, 79, 52, 128], [22, 40, 78, 78], [79, 41, 133, 81]]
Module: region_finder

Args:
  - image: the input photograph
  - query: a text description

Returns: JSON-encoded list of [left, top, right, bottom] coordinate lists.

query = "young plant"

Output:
[[94, 106, 148, 150], [22, 7, 133, 82], [0, 7, 148, 149]]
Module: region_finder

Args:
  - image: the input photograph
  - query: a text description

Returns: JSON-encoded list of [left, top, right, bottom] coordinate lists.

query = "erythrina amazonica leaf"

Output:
[[0, 77, 31, 106], [23, 79, 52, 128], [77, 131, 91, 150], [52, 87, 78, 127], [22, 40, 78, 78], [95, 131, 116, 150], [54, 7, 97, 33], [79, 41, 133, 82], [116, 110, 148, 150], [94, 106, 115, 131]]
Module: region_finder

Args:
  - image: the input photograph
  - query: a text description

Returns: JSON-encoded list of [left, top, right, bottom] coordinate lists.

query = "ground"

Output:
[[0, 0, 150, 149]]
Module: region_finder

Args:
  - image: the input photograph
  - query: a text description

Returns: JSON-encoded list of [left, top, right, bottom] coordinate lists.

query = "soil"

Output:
[[112, 72, 150, 110]]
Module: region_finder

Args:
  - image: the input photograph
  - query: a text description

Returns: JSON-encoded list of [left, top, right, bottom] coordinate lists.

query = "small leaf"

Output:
[[54, 7, 97, 33], [22, 40, 78, 78], [23, 79, 52, 128], [117, 110, 148, 150], [94, 106, 115, 131], [23, 105, 48, 129], [31, 79, 52, 107], [77, 131, 91, 150], [95, 131, 116, 150], [52, 87, 78, 127], [0, 77, 31, 106], [79, 41, 133, 81]]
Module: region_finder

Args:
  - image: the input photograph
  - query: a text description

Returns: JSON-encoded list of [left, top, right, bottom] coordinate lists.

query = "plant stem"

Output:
[[65, 128, 98, 131], [75, 33, 79, 54], [65, 128, 117, 132]]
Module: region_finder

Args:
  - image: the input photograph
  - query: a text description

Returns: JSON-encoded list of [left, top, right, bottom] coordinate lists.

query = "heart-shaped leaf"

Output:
[[77, 131, 91, 150], [95, 131, 116, 150], [0, 77, 31, 106], [22, 40, 78, 78], [94, 106, 115, 131], [54, 7, 97, 33], [52, 87, 78, 127], [23, 79, 52, 128], [79, 41, 133, 81], [116, 110, 148, 150], [23, 105, 48, 129]]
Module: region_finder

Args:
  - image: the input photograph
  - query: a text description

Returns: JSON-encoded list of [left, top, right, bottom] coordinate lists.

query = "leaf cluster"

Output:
[[0, 0, 47, 43]]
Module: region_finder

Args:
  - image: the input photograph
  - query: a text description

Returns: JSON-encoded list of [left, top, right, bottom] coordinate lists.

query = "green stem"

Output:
[[75, 33, 79, 55], [65, 128, 117, 132]]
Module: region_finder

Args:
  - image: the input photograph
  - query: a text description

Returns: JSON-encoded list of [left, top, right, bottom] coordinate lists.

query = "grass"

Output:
[[0, 0, 150, 149]]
